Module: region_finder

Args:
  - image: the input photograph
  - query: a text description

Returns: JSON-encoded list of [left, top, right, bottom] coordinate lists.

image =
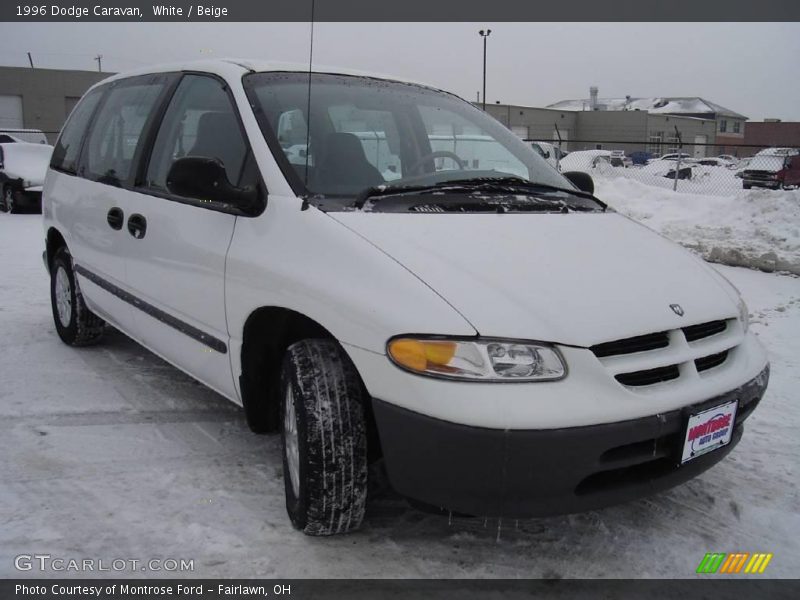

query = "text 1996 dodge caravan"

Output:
[[43, 60, 769, 535]]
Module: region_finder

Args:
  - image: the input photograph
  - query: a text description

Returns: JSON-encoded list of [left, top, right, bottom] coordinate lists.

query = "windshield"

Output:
[[748, 156, 785, 171], [243, 72, 574, 207]]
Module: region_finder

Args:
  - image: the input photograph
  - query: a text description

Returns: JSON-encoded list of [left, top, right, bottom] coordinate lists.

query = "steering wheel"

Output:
[[406, 150, 466, 175]]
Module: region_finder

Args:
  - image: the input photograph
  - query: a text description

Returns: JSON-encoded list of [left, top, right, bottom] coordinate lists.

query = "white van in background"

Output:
[[527, 140, 567, 169], [0, 142, 53, 212], [0, 128, 49, 145]]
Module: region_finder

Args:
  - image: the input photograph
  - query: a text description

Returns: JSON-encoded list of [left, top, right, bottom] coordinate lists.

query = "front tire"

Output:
[[50, 247, 105, 346], [280, 339, 368, 535]]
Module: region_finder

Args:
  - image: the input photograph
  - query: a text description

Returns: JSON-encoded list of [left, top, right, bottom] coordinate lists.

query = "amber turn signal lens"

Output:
[[388, 339, 457, 372]]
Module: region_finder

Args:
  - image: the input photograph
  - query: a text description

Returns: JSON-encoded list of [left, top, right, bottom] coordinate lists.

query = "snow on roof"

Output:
[[546, 96, 747, 120]]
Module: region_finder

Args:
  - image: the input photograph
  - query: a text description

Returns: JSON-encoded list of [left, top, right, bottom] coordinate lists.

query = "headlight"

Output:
[[738, 297, 750, 333], [387, 337, 566, 382]]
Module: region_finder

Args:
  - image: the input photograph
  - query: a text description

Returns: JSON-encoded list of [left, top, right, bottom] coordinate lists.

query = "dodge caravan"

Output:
[[42, 60, 769, 535]]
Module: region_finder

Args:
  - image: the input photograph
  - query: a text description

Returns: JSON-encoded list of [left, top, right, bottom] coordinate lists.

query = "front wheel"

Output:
[[280, 339, 368, 535], [50, 247, 105, 346]]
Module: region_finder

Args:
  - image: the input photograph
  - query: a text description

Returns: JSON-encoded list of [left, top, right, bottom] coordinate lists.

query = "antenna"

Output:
[[301, 0, 316, 210], [27, 52, 34, 69], [94, 54, 103, 72]]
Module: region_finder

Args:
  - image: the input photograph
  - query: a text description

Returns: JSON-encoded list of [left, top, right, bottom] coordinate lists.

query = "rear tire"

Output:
[[280, 339, 368, 535], [50, 247, 105, 346]]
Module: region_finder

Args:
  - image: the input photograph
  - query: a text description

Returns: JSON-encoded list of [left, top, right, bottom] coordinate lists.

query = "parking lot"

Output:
[[1, 212, 798, 579]]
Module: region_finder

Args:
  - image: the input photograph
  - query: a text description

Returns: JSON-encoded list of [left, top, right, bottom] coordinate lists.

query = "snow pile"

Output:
[[595, 177, 800, 274]]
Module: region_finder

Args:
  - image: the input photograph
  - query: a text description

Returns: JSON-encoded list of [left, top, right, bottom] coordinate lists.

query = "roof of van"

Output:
[[90, 58, 443, 93]]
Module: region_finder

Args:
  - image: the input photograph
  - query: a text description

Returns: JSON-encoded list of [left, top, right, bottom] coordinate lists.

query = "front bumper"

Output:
[[373, 365, 769, 518], [744, 178, 780, 189]]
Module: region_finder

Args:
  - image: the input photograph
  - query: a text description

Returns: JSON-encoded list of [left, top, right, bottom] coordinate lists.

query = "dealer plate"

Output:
[[681, 400, 738, 464]]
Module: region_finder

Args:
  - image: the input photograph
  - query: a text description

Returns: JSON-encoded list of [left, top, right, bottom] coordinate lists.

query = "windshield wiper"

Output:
[[354, 176, 606, 211]]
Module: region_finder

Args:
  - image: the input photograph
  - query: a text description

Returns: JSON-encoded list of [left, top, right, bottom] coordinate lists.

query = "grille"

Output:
[[683, 320, 727, 342], [590, 331, 669, 358], [592, 318, 738, 390], [615, 365, 680, 387], [695, 350, 729, 372]]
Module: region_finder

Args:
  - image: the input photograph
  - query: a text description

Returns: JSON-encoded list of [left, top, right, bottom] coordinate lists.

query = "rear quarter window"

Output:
[[50, 87, 104, 174]]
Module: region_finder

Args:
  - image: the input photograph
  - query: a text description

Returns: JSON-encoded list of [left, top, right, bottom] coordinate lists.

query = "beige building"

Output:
[[0, 66, 108, 143]]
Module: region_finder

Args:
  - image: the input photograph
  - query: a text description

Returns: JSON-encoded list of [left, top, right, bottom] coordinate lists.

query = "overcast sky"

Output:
[[1, 22, 798, 120]]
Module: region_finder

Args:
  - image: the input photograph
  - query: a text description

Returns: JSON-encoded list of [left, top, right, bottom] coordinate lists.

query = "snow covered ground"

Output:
[[0, 212, 798, 579], [596, 177, 800, 275]]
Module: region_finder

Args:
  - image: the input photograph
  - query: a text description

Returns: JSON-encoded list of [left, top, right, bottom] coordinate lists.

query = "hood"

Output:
[[746, 156, 785, 173], [330, 211, 740, 347]]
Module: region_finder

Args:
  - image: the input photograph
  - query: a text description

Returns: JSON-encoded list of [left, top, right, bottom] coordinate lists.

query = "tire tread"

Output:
[[284, 339, 368, 536]]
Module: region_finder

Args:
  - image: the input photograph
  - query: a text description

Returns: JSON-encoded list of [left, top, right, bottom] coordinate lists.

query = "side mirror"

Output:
[[166, 156, 258, 210], [562, 171, 594, 194], [542, 151, 550, 159]]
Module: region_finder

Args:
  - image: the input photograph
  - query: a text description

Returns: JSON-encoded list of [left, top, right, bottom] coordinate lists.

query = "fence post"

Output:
[[673, 126, 683, 192], [554, 123, 563, 171]]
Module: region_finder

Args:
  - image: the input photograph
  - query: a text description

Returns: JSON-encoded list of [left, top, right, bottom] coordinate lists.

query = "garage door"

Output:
[[0, 95, 24, 129], [511, 126, 528, 139]]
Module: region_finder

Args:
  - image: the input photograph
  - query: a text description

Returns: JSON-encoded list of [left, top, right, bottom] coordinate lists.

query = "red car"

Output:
[[742, 154, 800, 190]]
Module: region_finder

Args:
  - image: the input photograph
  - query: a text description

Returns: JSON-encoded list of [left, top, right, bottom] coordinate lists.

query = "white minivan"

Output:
[[43, 60, 769, 536]]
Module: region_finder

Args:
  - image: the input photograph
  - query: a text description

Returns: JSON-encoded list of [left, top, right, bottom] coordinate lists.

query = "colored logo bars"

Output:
[[696, 552, 773, 574]]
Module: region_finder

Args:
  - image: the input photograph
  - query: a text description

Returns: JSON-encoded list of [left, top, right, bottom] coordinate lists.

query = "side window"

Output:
[[82, 80, 165, 186], [50, 87, 104, 174], [146, 75, 253, 192]]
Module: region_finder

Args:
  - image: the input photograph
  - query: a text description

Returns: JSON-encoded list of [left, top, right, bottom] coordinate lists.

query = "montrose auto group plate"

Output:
[[681, 400, 738, 464]]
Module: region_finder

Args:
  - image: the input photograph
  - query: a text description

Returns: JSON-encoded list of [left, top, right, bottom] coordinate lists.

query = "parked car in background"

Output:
[[558, 149, 613, 173], [609, 150, 632, 168], [755, 147, 799, 158], [0, 133, 24, 143], [527, 141, 567, 169], [641, 159, 694, 180], [0, 142, 53, 213], [697, 157, 737, 169], [0, 128, 48, 145], [628, 151, 653, 165], [652, 152, 692, 162], [741, 154, 800, 190], [717, 154, 740, 163]]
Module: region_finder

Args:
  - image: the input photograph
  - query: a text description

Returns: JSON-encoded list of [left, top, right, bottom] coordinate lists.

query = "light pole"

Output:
[[478, 29, 491, 110]]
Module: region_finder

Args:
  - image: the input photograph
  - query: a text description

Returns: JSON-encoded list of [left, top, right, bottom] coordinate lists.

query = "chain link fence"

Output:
[[535, 138, 800, 197]]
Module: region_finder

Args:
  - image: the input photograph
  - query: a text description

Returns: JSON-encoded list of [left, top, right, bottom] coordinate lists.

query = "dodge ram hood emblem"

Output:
[[670, 303, 685, 317]]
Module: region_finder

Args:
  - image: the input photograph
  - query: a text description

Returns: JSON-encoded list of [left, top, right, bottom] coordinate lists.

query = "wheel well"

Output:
[[239, 307, 383, 460], [46, 228, 67, 270], [239, 307, 337, 432]]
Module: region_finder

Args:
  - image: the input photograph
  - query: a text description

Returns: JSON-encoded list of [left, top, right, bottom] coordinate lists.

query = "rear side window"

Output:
[[50, 87, 104, 174], [82, 80, 165, 186], [145, 74, 251, 191]]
